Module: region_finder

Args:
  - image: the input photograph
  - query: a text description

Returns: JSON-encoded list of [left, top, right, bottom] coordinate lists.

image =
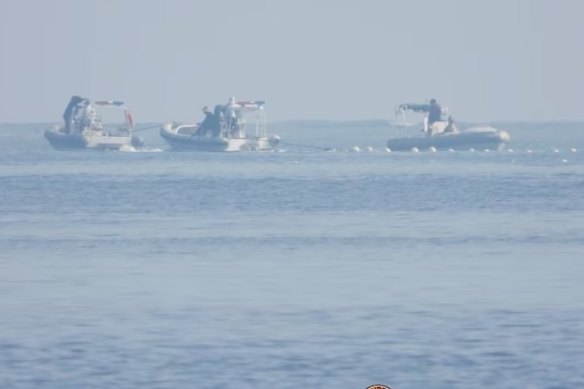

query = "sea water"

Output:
[[1, 122, 583, 388]]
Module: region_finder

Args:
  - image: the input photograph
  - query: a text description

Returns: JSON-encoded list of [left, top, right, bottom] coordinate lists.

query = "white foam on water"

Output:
[[119, 145, 137, 152], [118, 146, 164, 153]]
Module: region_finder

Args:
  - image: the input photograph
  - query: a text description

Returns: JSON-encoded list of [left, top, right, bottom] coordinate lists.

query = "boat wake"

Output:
[[118, 145, 163, 153]]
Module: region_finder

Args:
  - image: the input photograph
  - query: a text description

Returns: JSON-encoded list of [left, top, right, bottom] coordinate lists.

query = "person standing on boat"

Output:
[[225, 96, 240, 137], [63, 95, 84, 133], [70, 98, 91, 132], [213, 105, 225, 137], [196, 106, 214, 135], [427, 98, 443, 127], [71, 99, 95, 131], [398, 98, 444, 125], [197, 105, 222, 136], [82, 100, 97, 130], [398, 98, 445, 135]]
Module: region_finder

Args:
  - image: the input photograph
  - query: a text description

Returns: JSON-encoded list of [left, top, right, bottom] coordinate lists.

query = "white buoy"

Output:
[[527, 149, 533, 153], [553, 148, 560, 153], [428, 146, 437, 153], [448, 148, 455, 152], [411, 147, 419, 153], [562, 159, 568, 163], [469, 148, 475, 152], [351, 146, 360, 152], [366, 146, 374, 152], [570, 148, 577, 153], [507, 148, 514, 153], [385, 147, 392, 153]]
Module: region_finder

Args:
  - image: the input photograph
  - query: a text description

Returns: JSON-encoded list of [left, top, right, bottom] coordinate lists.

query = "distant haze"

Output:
[[1, 0, 583, 123]]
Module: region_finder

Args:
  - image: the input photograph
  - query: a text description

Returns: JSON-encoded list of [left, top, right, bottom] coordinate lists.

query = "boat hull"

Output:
[[45, 129, 139, 150], [44, 130, 88, 150], [387, 127, 510, 151], [160, 126, 273, 152]]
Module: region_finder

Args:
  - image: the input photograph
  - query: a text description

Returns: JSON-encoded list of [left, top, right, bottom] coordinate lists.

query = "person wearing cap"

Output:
[[196, 106, 214, 135], [398, 98, 444, 125], [397, 98, 446, 136]]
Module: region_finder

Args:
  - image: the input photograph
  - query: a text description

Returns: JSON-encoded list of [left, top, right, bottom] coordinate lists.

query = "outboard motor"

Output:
[[131, 136, 145, 149], [268, 134, 281, 147]]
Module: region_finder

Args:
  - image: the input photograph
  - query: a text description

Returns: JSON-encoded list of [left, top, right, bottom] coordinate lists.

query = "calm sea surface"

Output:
[[1, 122, 583, 388]]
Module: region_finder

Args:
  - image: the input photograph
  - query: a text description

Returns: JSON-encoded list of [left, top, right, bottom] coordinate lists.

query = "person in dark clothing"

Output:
[[196, 106, 214, 135], [212, 105, 224, 137], [62, 95, 84, 133], [398, 99, 444, 124], [444, 115, 459, 133], [398, 98, 445, 134], [427, 98, 443, 126], [195, 105, 223, 136]]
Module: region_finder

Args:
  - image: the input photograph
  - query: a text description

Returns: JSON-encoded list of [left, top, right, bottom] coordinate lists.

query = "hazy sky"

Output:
[[1, 0, 583, 123]]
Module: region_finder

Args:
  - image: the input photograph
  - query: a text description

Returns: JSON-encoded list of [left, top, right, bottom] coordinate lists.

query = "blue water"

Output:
[[1, 122, 584, 388]]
